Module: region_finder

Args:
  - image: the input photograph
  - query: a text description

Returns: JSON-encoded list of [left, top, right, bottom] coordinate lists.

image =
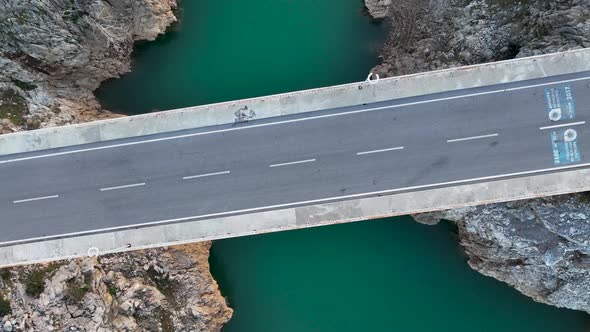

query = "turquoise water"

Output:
[[210, 218, 590, 332], [96, 0, 386, 114], [95, 0, 590, 330]]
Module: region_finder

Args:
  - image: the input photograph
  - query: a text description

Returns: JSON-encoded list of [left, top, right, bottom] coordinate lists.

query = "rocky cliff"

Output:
[[0, 1, 233, 331], [366, 0, 590, 77], [0, 0, 177, 133], [365, 0, 590, 314], [413, 194, 590, 313], [0, 243, 232, 331]]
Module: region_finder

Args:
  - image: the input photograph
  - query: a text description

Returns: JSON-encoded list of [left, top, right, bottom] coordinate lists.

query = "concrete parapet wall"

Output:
[[1, 48, 590, 155], [2, 164, 590, 267]]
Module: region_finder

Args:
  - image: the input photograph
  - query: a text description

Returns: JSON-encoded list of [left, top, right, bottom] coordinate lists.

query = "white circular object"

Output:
[[564, 129, 577, 142], [88, 247, 100, 257], [548, 109, 562, 122], [365, 72, 380, 84]]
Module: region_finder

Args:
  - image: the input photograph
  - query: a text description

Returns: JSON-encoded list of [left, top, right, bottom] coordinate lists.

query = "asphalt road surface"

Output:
[[1, 71, 590, 244]]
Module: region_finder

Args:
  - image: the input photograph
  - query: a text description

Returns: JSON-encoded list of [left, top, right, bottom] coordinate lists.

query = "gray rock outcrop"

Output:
[[413, 194, 590, 313], [367, 0, 590, 77], [0, 242, 233, 331], [0, 0, 177, 132], [364, 0, 393, 18]]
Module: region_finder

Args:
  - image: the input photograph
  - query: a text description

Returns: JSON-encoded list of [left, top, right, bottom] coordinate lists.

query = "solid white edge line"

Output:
[[3, 161, 590, 246], [446, 133, 499, 143], [99, 183, 146, 192], [356, 146, 405, 155], [183, 171, 230, 180], [13, 195, 59, 204], [269, 159, 316, 168], [1, 75, 589, 165], [539, 121, 586, 130]]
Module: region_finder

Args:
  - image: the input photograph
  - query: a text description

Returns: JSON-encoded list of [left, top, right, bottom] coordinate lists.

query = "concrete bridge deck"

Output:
[[1, 48, 590, 267]]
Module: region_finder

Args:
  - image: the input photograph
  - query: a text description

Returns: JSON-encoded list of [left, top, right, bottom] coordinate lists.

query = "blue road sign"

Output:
[[545, 85, 575, 121], [551, 129, 581, 165]]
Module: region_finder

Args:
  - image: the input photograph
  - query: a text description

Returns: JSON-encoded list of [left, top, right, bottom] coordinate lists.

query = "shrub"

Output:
[[0, 296, 11, 317], [25, 269, 47, 297], [108, 285, 117, 297], [0, 88, 28, 126], [24, 263, 60, 297], [0, 269, 10, 283], [64, 283, 89, 304]]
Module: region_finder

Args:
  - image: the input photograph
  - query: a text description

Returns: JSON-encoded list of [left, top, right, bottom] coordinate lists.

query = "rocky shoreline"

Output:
[[365, 0, 589, 77], [0, 1, 232, 331], [0, 243, 232, 331], [0, 0, 178, 133], [365, 0, 590, 314]]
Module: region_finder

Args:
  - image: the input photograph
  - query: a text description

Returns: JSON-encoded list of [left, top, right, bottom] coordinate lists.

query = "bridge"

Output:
[[1, 49, 590, 267]]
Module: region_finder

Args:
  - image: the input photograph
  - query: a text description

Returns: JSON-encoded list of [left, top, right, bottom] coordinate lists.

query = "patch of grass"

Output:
[[16, 11, 27, 24], [578, 192, 590, 204], [64, 283, 90, 303], [25, 270, 47, 297], [24, 263, 61, 297], [44, 262, 61, 276], [107, 285, 117, 297], [11, 79, 36, 91], [0, 269, 10, 283], [0, 88, 28, 127], [0, 296, 10, 317], [64, 271, 93, 304]]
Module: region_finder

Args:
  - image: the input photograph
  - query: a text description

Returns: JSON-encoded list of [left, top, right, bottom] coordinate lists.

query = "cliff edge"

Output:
[[366, 0, 589, 76], [414, 194, 590, 313], [0, 242, 232, 331], [0, 0, 177, 132]]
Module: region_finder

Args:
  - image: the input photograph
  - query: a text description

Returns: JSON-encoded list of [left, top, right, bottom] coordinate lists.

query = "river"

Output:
[[95, 0, 590, 330]]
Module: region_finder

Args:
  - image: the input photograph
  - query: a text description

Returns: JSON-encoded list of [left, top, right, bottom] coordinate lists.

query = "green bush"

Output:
[[0, 88, 28, 126], [0, 296, 11, 317], [0, 269, 10, 283], [24, 263, 61, 297], [64, 271, 93, 303], [108, 285, 117, 297], [11, 79, 36, 91], [64, 283, 89, 304], [25, 269, 47, 297]]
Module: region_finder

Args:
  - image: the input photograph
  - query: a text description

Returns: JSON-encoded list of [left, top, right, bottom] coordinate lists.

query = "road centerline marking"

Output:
[[99, 182, 146, 192], [539, 121, 586, 130], [5, 161, 590, 247], [13, 195, 59, 204], [269, 159, 316, 168], [356, 146, 404, 155], [1, 75, 589, 165], [446, 133, 499, 143], [183, 171, 230, 180]]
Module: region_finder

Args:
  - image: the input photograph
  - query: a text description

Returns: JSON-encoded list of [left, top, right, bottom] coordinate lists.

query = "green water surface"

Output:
[[95, 0, 590, 330], [211, 219, 590, 332], [96, 0, 385, 114]]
